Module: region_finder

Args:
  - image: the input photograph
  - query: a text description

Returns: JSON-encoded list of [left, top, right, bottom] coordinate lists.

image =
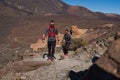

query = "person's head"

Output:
[[65, 29, 69, 34], [114, 32, 120, 40], [50, 20, 55, 28]]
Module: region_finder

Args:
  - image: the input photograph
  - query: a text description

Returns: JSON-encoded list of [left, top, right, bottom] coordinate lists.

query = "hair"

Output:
[[70, 30, 72, 35], [50, 20, 54, 23], [114, 32, 120, 40], [65, 29, 69, 32]]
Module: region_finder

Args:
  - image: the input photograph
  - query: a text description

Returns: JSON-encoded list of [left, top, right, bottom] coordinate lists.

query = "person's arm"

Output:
[[67, 34, 72, 43], [55, 28, 60, 41], [42, 28, 47, 42], [69, 35, 72, 43], [42, 34, 45, 40]]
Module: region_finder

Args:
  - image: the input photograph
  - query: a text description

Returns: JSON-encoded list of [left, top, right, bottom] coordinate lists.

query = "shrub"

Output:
[[69, 38, 88, 51]]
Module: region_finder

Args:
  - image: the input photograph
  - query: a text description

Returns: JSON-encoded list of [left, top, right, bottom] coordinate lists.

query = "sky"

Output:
[[62, 0, 120, 14]]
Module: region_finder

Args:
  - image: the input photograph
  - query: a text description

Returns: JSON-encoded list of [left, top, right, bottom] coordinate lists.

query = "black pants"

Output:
[[63, 42, 70, 55], [48, 41, 56, 58]]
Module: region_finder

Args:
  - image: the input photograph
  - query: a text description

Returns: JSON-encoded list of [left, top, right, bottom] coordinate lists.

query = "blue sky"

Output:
[[62, 0, 120, 14]]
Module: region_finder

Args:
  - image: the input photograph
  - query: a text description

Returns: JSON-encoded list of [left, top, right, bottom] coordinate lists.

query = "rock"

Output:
[[83, 64, 119, 80], [30, 39, 47, 51], [108, 39, 120, 63], [75, 47, 83, 53], [93, 40, 108, 56], [102, 23, 115, 28], [20, 75, 26, 80], [25, 50, 30, 53], [23, 52, 35, 59], [96, 38, 120, 78], [70, 25, 88, 39], [80, 29, 108, 44], [12, 61, 51, 72], [0, 68, 8, 79], [107, 36, 115, 42], [75, 39, 109, 61]]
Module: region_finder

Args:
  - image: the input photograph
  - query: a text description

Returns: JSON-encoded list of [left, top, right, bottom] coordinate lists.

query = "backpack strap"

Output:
[[48, 26, 56, 37]]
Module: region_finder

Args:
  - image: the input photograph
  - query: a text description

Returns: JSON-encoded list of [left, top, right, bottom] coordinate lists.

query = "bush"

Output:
[[69, 38, 88, 51]]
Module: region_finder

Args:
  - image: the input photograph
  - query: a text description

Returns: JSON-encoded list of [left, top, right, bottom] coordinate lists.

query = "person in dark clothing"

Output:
[[62, 29, 71, 57], [42, 20, 59, 61]]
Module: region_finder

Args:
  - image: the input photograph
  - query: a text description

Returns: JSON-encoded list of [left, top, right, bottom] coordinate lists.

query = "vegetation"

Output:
[[69, 38, 89, 51]]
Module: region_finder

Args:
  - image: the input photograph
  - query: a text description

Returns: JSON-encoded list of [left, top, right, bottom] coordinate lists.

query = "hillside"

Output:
[[0, 0, 120, 46], [0, 0, 120, 79], [0, 0, 120, 19]]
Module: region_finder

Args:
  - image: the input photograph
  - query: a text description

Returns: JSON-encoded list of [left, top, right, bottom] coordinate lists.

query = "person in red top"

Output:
[[42, 20, 59, 61]]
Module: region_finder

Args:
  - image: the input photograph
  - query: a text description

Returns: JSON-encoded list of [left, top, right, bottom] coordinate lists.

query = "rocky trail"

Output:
[[0, 26, 120, 80], [0, 33, 113, 80], [1, 49, 93, 80]]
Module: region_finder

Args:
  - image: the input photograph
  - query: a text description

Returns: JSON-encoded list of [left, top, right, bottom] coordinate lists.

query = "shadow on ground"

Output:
[[69, 56, 120, 80]]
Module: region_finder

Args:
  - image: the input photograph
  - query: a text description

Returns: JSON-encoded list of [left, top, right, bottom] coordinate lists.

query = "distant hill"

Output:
[[0, 0, 120, 47], [0, 0, 120, 20]]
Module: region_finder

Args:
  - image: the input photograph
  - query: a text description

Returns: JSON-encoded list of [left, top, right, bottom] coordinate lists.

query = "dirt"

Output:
[[1, 50, 93, 80]]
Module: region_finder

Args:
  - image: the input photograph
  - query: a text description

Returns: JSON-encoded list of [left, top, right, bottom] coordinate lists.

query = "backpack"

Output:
[[48, 26, 56, 37]]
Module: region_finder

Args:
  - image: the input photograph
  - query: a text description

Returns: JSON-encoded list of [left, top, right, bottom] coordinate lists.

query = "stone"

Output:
[[13, 61, 50, 72], [0, 68, 8, 79], [96, 39, 120, 78], [108, 39, 120, 63], [102, 23, 114, 28], [70, 25, 88, 39]]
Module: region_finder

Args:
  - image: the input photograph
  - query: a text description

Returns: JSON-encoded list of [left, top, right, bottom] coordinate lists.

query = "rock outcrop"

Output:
[[0, 0, 120, 20], [70, 25, 88, 39], [12, 61, 51, 72], [96, 32, 120, 78], [30, 33, 63, 51], [68, 32, 120, 80]]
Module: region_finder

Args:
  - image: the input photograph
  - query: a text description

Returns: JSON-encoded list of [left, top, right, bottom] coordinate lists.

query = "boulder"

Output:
[[70, 25, 88, 39], [96, 37, 120, 78], [13, 61, 50, 72], [102, 23, 115, 28], [0, 67, 8, 79]]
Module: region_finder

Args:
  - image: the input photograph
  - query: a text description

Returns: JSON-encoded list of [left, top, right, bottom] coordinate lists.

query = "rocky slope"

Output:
[[0, 0, 120, 80], [0, 0, 66, 16], [0, 27, 120, 80], [0, 0, 120, 20]]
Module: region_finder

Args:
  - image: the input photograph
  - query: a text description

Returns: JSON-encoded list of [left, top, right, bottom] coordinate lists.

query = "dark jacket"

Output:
[[63, 34, 71, 43]]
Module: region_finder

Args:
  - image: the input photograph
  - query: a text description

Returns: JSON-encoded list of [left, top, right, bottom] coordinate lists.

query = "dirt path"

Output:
[[12, 52, 93, 80]]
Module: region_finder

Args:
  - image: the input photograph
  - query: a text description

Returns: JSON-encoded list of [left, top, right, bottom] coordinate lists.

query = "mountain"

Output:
[[0, 0, 120, 47], [0, 0, 67, 16], [0, 0, 120, 20]]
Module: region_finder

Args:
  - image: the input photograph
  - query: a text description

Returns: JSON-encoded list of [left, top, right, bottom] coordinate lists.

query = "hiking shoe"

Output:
[[50, 57, 55, 61], [47, 57, 51, 61]]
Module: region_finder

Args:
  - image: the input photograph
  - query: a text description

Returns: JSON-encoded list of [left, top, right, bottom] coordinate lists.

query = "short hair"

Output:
[[50, 20, 54, 23], [65, 29, 69, 32]]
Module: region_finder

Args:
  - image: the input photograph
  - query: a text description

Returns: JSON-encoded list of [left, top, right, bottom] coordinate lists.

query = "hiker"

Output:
[[62, 29, 71, 58], [42, 20, 59, 61]]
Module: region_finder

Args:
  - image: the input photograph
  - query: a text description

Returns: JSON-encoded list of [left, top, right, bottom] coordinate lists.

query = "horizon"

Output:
[[62, 0, 120, 15]]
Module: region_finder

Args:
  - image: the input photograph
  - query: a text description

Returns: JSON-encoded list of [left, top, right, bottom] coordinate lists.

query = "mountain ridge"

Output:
[[0, 0, 120, 20]]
